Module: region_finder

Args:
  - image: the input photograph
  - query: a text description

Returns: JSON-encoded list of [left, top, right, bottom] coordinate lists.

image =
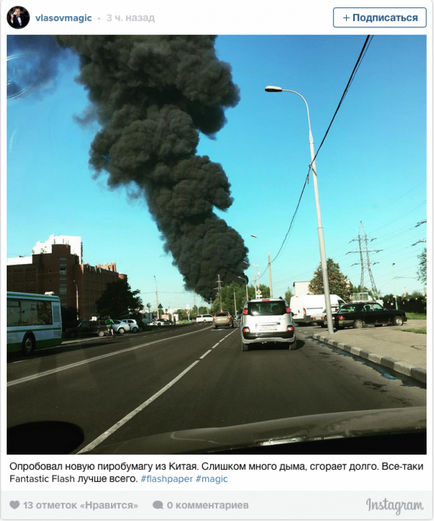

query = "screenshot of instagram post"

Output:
[[1, 0, 432, 519]]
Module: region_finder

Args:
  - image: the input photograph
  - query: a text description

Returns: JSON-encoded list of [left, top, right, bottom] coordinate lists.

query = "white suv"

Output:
[[196, 314, 213, 323], [240, 298, 296, 351]]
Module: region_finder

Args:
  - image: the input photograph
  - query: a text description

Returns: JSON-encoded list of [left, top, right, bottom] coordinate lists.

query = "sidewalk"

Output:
[[312, 320, 427, 384]]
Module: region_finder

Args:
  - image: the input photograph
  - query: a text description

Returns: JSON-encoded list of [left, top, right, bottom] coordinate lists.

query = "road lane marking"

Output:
[[7, 326, 213, 387], [79, 329, 236, 453], [77, 360, 201, 454]]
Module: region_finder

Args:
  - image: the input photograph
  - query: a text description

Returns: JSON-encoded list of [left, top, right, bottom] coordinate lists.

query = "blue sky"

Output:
[[7, 35, 427, 307]]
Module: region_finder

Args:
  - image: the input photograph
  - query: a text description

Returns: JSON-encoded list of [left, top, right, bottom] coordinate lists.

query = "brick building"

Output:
[[7, 242, 126, 319]]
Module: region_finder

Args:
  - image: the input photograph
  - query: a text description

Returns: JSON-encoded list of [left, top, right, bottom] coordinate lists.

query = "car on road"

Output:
[[112, 320, 131, 335], [121, 319, 140, 333], [196, 314, 213, 323], [311, 304, 343, 327], [66, 320, 109, 338], [240, 298, 296, 351], [151, 319, 173, 326], [213, 311, 234, 329], [324, 302, 407, 329]]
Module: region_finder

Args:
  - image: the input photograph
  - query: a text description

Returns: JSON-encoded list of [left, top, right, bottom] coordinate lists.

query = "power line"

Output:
[[266, 36, 374, 271], [270, 173, 309, 263], [310, 35, 373, 165]]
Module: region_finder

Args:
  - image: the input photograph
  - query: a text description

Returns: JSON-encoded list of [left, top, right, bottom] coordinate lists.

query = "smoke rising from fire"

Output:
[[55, 35, 248, 299]]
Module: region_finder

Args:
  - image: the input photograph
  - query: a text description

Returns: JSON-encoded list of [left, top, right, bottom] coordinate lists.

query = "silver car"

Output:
[[121, 318, 140, 332], [112, 320, 131, 335], [240, 298, 296, 351]]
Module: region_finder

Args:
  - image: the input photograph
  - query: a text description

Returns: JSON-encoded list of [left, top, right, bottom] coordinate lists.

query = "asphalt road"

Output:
[[7, 324, 426, 454]]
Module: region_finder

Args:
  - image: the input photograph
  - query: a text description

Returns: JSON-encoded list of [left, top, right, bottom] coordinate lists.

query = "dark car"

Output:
[[326, 302, 407, 329], [66, 320, 109, 338]]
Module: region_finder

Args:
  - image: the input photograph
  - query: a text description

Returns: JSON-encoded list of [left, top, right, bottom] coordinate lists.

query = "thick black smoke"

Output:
[[55, 36, 248, 299]]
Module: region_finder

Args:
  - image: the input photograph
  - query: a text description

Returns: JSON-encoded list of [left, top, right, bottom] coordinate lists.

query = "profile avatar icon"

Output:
[[8, 6, 30, 29]]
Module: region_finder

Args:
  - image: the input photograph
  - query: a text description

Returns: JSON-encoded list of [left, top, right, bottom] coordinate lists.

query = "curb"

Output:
[[312, 333, 427, 385]]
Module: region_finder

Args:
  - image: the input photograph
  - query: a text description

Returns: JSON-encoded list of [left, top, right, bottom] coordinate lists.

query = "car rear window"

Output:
[[216, 312, 228, 317], [247, 301, 286, 316], [339, 305, 358, 312]]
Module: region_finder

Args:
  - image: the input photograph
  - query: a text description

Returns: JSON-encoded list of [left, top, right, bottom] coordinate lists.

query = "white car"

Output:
[[240, 298, 296, 351], [121, 319, 140, 333], [196, 314, 213, 323], [112, 320, 131, 334]]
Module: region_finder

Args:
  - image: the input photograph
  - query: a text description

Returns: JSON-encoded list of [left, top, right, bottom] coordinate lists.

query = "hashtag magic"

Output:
[[141, 475, 228, 484]]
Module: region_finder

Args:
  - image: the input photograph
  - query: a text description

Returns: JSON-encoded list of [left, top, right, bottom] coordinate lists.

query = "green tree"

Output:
[[309, 259, 354, 301], [212, 282, 271, 315], [96, 279, 143, 318], [175, 309, 189, 320], [417, 248, 427, 286], [284, 287, 293, 303]]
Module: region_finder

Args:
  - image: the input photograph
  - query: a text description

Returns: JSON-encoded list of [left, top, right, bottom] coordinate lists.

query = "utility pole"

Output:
[[392, 263, 398, 309], [233, 289, 237, 316], [216, 274, 222, 311], [267, 251, 273, 298], [154, 275, 159, 319]]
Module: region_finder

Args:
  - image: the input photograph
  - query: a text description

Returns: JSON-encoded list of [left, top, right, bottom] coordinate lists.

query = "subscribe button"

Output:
[[334, 8, 427, 28]]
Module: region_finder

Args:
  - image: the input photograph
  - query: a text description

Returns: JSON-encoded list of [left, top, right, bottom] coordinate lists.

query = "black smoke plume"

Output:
[[55, 36, 248, 299]]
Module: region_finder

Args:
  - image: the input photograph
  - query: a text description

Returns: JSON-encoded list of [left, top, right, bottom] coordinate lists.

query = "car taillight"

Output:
[[303, 308, 306, 317], [243, 308, 248, 315], [243, 327, 250, 333], [262, 299, 270, 301], [287, 326, 294, 332], [337, 315, 345, 321], [286, 307, 291, 313]]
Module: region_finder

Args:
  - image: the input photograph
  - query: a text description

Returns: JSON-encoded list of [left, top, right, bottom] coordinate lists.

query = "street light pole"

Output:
[[265, 85, 334, 334], [392, 263, 398, 309], [252, 263, 259, 296], [238, 276, 249, 303], [251, 234, 273, 298], [154, 275, 159, 319], [73, 279, 79, 321]]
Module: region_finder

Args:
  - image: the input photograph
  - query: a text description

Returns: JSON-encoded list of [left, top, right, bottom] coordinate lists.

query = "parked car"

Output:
[[151, 319, 173, 326], [213, 311, 234, 329], [66, 320, 109, 338], [112, 320, 131, 334], [240, 298, 296, 351], [121, 319, 140, 333], [311, 304, 342, 327], [196, 314, 213, 323], [324, 302, 407, 329]]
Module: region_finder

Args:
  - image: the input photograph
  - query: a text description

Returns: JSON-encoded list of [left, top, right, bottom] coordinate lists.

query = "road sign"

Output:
[[256, 290, 262, 298]]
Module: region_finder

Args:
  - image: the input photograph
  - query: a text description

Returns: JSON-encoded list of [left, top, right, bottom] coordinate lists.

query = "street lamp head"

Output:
[[265, 85, 283, 92]]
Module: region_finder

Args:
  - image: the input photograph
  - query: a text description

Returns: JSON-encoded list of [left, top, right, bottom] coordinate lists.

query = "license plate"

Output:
[[260, 325, 277, 331]]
